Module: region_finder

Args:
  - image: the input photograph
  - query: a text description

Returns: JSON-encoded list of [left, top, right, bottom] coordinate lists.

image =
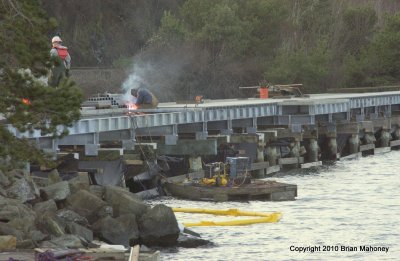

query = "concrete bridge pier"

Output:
[[253, 131, 281, 177], [317, 123, 338, 160], [327, 137, 338, 160], [378, 130, 391, 148], [389, 116, 400, 148], [265, 146, 278, 167], [254, 133, 267, 178], [337, 122, 360, 159], [372, 118, 391, 154], [298, 137, 323, 168], [289, 140, 301, 158], [280, 139, 302, 169], [360, 133, 375, 156], [348, 134, 360, 155], [359, 121, 375, 156], [393, 128, 400, 140], [306, 138, 319, 163], [391, 127, 400, 148], [363, 133, 376, 145]]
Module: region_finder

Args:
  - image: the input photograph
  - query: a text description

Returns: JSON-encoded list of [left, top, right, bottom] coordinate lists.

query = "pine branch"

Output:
[[2, 0, 33, 26]]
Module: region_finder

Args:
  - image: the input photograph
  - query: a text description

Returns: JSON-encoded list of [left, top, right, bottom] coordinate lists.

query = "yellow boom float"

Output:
[[172, 208, 282, 227]]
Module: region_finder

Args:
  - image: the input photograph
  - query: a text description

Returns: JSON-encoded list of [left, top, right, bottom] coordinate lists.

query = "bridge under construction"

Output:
[[7, 90, 400, 176]]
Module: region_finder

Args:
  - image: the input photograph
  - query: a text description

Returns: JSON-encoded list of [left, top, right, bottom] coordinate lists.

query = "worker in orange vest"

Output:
[[48, 36, 71, 87]]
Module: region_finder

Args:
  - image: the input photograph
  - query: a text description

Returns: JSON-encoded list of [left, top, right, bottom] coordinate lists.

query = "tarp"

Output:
[[78, 159, 125, 186]]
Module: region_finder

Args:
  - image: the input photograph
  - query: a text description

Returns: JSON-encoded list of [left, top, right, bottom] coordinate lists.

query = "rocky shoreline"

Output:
[[0, 168, 210, 256]]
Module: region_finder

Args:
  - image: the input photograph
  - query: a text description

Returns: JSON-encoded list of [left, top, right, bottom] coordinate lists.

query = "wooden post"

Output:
[[129, 245, 140, 261]]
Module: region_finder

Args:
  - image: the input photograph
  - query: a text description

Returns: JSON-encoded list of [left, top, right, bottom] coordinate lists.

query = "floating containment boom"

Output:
[[173, 208, 282, 227]]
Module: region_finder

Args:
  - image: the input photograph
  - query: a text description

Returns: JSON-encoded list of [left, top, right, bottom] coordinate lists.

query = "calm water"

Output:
[[154, 150, 400, 261]]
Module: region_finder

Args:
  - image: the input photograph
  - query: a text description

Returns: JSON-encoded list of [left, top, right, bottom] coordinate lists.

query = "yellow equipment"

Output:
[[201, 175, 228, 186], [201, 162, 228, 186]]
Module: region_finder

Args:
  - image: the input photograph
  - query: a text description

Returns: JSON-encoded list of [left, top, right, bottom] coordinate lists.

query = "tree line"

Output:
[[147, 0, 400, 98]]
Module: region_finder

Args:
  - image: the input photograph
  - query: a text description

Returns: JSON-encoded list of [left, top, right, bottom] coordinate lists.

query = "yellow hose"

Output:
[[173, 208, 282, 226]]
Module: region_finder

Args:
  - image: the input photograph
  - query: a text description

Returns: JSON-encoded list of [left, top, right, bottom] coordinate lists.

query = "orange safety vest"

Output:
[[54, 46, 69, 60]]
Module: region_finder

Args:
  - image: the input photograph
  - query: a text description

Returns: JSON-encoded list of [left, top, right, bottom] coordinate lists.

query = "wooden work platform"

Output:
[[163, 179, 297, 202]]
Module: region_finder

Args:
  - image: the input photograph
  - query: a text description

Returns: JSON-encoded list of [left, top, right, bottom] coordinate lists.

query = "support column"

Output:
[[85, 132, 100, 156], [348, 134, 359, 154], [195, 122, 208, 140], [337, 122, 359, 158], [265, 146, 277, 166], [122, 129, 136, 150], [254, 133, 266, 177], [390, 128, 400, 148], [165, 124, 178, 145], [327, 137, 338, 160], [394, 128, 400, 140], [221, 119, 233, 135], [257, 129, 279, 171], [364, 133, 376, 144], [289, 141, 301, 157], [306, 138, 319, 163], [317, 123, 337, 160], [379, 130, 390, 148]]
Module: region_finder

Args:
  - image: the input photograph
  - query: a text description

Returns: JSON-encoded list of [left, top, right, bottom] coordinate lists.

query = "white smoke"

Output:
[[121, 68, 143, 103], [121, 44, 201, 103]]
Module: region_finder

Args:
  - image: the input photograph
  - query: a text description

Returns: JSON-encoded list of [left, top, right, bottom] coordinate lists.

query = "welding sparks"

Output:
[[126, 102, 138, 110]]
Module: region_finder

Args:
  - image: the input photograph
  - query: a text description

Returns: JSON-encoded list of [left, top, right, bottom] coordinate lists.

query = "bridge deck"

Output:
[[7, 91, 400, 146]]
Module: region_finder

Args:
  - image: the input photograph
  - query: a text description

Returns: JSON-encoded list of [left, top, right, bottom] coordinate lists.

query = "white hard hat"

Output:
[[52, 36, 62, 43]]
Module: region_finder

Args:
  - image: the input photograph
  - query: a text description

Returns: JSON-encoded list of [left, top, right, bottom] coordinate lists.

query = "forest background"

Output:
[[42, 0, 400, 100]]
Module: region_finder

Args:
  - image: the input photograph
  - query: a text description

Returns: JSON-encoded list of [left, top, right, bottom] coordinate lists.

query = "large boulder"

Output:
[[16, 239, 35, 249], [0, 196, 35, 222], [40, 234, 84, 249], [0, 170, 11, 187], [7, 216, 36, 237], [68, 176, 90, 194], [47, 169, 62, 185], [28, 230, 48, 245], [0, 235, 17, 251], [0, 187, 7, 197], [0, 222, 24, 241], [6, 177, 38, 203], [116, 214, 140, 246], [36, 214, 66, 237], [92, 216, 133, 246], [56, 209, 89, 227], [66, 222, 93, 243], [66, 190, 110, 222], [40, 181, 71, 201], [138, 204, 180, 247], [33, 199, 58, 215], [89, 185, 104, 198], [104, 186, 149, 217]]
